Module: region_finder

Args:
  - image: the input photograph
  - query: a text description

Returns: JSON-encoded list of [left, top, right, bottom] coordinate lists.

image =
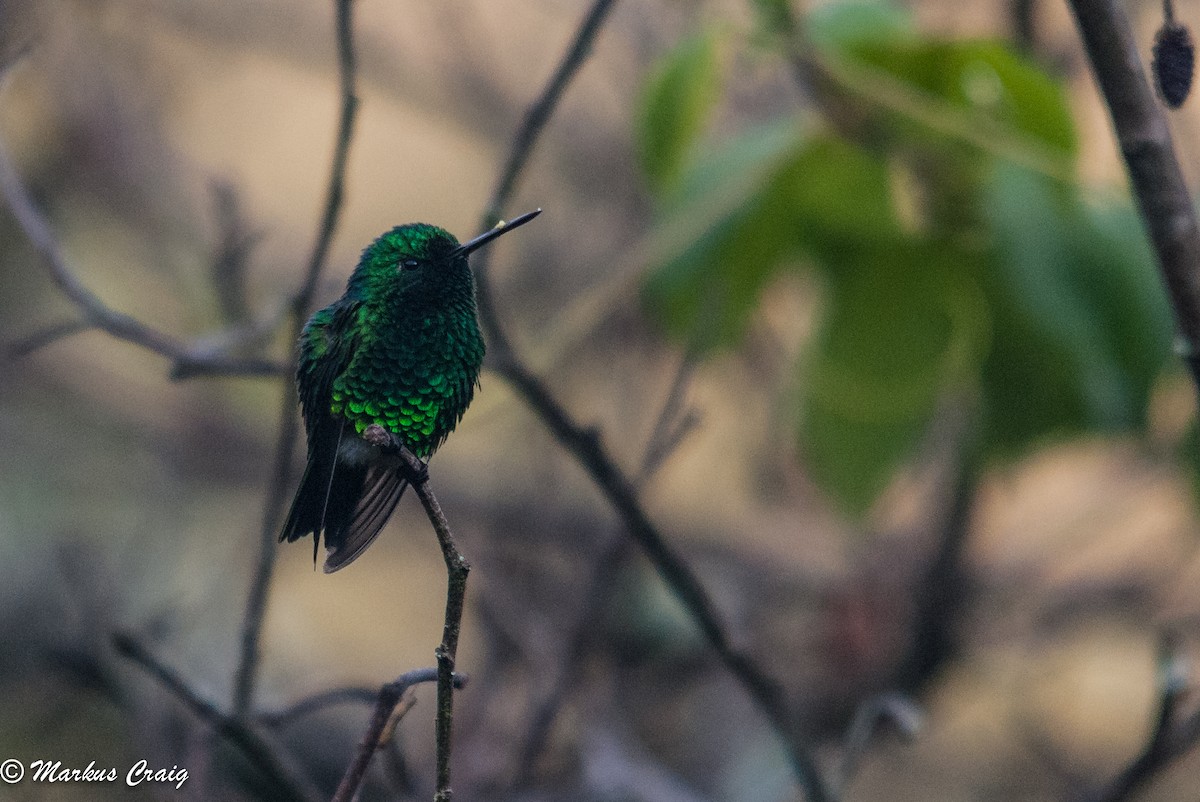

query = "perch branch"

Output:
[[330, 667, 468, 802], [232, 0, 360, 718], [1066, 0, 1200, 392], [361, 426, 470, 802], [5, 318, 92, 359], [111, 633, 323, 802]]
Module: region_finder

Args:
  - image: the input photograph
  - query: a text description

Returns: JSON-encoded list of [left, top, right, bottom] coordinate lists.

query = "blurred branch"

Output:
[[0, 135, 286, 379], [473, 0, 618, 326], [209, 180, 262, 326], [512, 350, 700, 786], [111, 633, 323, 802], [893, 426, 980, 695], [232, 0, 360, 718], [1086, 633, 1200, 802], [259, 686, 383, 728], [1066, 0, 1200, 393], [5, 317, 92, 359], [330, 667, 468, 802], [479, 0, 617, 229], [468, 2, 828, 799], [361, 425, 470, 802]]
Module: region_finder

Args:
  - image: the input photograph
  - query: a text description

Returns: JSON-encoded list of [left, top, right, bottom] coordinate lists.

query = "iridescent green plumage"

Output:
[[281, 212, 538, 572]]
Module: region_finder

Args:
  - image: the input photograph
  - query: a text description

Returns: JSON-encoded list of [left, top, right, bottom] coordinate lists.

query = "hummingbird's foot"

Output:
[[362, 423, 394, 449], [362, 424, 429, 484]]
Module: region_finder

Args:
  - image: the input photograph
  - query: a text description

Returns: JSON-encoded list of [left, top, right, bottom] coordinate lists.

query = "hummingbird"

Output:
[[280, 210, 541, 572]]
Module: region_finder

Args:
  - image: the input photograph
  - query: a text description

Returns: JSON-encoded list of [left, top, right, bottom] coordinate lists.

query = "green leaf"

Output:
[[799, 242, 988, 513], [847, 38, 1077, 157], [642, 131, 902, 352], [979, 164, 1173, 452], [806, 0, 914, 50], [636, 27, 728, 196]]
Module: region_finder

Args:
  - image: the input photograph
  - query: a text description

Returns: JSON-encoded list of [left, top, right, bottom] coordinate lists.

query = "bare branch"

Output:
[[258, 686, 384, 728], [232, 0, 360, 718], [111, 633, 323, 802], [209, 180, 262, 325], [5, 317, 92, 360], [512, 350, 699, 786], [472, 0, 619, 343], [360, 427, 468, 801], [330, 667, 468, 802], [352, 425, 469, 801]]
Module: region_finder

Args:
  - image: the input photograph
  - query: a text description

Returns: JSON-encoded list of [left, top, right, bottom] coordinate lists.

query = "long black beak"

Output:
[[452, 209, 541, 258]]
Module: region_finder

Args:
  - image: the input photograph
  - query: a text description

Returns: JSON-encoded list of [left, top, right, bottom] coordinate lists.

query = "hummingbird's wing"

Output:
[[279, 299, 363, 555], [322, 465, 408, 573]]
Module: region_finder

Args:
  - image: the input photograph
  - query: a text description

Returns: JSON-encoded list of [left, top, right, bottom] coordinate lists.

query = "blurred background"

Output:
[[3, 0, 1200, 799]]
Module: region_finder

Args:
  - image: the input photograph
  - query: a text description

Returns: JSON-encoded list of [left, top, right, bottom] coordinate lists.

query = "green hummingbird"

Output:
[[280, 210, 540, 572]]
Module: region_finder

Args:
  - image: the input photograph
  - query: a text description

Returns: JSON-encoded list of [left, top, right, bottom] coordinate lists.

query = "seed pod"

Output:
[[1153, 20, 1195, 109]]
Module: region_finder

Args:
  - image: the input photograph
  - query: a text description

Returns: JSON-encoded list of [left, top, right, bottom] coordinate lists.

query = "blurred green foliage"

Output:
[[637, 0, 1174, 513]]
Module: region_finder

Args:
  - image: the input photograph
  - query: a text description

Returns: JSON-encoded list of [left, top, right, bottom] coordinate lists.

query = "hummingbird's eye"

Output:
[[400, 258, 421, 271]]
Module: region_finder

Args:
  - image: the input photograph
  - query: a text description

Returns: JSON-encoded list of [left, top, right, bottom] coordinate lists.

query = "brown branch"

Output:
[[209, 180, 262, 326], [111, 633, 323, 802], [504, 363, 828, 801], [330, 667, 468, 802], [232, 0, 360, 718], [1066, 0, 1200, 392]]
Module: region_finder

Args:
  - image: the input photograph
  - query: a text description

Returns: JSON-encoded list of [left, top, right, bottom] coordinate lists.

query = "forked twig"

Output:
[[330, 667, 468, 802]]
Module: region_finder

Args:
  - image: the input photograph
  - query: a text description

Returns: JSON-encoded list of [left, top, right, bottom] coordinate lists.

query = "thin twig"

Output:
[[209, 180, 262, 326], [472, 0, 619, 339], [330, 667, 468, 802], [506, 361, 828, 801], [111, 633, 324, 802], [1066, 0, 1200, 393], [232, 0, 360, 718], [893, 433, 980, 695], [258, 686, 383, 728]]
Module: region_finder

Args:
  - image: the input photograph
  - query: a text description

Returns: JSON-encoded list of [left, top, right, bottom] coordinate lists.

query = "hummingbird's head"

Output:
[[351, 210, 541, 299]]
